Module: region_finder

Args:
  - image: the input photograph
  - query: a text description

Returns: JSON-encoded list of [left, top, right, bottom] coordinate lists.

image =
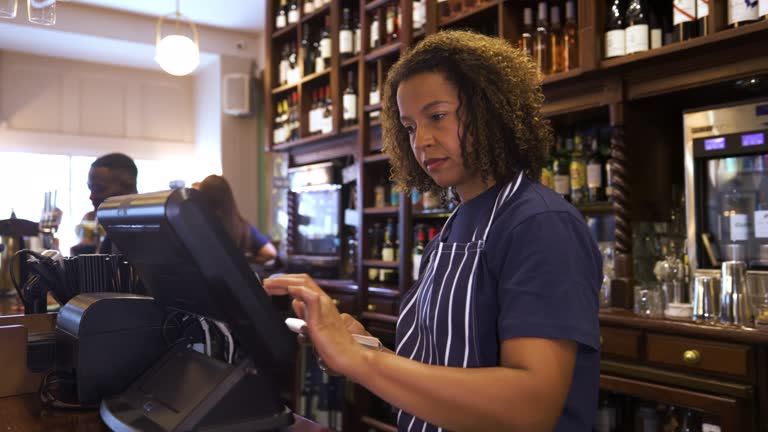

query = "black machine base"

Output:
[[100, 344, 294, 432]]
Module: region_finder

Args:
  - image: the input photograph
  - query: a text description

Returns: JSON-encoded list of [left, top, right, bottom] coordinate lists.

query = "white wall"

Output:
[[194, 59, 223, 176], [0, 51, 196, 159]]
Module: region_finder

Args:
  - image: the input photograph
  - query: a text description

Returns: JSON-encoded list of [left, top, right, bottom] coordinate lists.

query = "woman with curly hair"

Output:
[[265, 30, 601, 431]]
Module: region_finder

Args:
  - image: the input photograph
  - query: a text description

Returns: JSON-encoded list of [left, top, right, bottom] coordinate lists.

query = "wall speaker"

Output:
[[222, 73, 251, 116]]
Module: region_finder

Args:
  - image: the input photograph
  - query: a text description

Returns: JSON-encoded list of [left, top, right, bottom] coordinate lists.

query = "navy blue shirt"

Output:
[[398, 177, 601, 431]]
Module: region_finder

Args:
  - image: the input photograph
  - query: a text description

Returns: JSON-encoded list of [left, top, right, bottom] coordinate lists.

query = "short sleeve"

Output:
[[248, 224, 270, 253], [495, 211, 602, 351]]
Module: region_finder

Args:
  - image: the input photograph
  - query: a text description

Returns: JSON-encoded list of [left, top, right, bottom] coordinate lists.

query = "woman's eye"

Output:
[[430, 113, 446, 122], [404, 125, 415, 135]]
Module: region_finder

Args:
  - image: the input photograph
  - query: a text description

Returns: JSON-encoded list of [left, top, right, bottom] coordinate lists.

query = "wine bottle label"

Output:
[[730, 214, 749, 241], [303, 1, 313, 14], [313, 0, 323, 8], [369, 89, 380, 105], [371, 22, 380, 47], [288, 67, 300, 84], [382, 247, 395, 261], [309, 108, 319, 133], [702, 425, 722, 432], [276, 15, 287, 28], [570, 162, 586, 188], [340, 30, 353, 54], [761, 0, 768, 17], [540, 167, 554, 189], [755, 210, 768, 238], [288, 10, 299, 24], [728, 0, 758, 24], [354, 29, 361, 54], [673, 0, 696, 24], [321, 113, 333, 134], [625, 24, 649, 54], [273, 127, 282, 144], [697, 0, 709, 17], [605, 29, 626, 58], [651, 28, 663, 49], [587, 163, 603, 188], [554, 175, 570, 195], [412, 252, 423, 281], [320, 38, 331, 59], [368, 268, 379, 281], [386, 15, 395, 34], [280, 60, 289, 84], [343, 94, 357, 120]]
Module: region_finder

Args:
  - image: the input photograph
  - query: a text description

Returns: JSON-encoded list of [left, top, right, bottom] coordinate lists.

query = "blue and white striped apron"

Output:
[[394, 173, 523, 432]]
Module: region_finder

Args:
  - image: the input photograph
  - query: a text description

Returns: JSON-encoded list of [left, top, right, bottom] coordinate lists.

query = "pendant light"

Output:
[[155, 0, 200, 76]]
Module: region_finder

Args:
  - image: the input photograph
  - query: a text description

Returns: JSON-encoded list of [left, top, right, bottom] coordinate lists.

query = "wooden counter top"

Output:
[[0, 393, 333, 432]]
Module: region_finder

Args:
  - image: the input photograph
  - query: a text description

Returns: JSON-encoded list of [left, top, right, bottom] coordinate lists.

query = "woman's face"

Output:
[[397, 72, 490, 201]]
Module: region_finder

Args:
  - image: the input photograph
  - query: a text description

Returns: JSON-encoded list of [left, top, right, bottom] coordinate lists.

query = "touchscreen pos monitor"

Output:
[[96, 188, 296, 432]]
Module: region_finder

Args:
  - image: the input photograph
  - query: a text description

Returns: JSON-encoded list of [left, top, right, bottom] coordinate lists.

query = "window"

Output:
[[0, 152, 203, 255]]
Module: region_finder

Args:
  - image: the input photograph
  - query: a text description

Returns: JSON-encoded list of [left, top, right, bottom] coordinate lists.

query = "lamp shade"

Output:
[[155, 34, 200, 76]]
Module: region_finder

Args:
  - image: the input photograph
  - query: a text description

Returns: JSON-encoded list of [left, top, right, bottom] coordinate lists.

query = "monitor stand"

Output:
[[100, 343, 294, 432]]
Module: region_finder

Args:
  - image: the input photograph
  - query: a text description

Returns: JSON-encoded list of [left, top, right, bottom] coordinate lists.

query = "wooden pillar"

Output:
[[610, 102, 633, 309]]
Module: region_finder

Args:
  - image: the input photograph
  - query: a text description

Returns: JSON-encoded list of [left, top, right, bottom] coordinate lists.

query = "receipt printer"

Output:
[[55, 293, 167, 404]]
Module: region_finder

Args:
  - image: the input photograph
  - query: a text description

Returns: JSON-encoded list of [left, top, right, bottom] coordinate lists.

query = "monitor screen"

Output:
[[96, 188, 295, 369]]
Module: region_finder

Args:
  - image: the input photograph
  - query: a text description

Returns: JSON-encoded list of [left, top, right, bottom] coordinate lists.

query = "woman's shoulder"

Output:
[[493, 177, 585, 232]]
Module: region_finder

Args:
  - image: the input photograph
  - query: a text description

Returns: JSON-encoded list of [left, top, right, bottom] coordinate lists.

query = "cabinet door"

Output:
[[600, 374, 751, 432]]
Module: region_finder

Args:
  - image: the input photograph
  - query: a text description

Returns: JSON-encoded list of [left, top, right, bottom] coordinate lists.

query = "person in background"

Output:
[[195, 175, 277, 265], [265, 31, 601, 432], [71, 153, 138, 255]]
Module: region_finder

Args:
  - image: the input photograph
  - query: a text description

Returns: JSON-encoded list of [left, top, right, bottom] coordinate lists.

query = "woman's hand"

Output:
[[263, 274, 369, 377]]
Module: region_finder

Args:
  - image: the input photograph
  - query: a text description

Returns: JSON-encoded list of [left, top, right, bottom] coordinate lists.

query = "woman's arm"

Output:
[[264, 274, 577, 432]]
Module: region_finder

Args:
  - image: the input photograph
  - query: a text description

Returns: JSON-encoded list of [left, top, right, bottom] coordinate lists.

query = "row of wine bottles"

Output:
[[518, 0, 579, 75]]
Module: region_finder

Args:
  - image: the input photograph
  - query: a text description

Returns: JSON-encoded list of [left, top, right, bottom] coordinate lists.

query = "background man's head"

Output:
[[88, 153, 138, 209]]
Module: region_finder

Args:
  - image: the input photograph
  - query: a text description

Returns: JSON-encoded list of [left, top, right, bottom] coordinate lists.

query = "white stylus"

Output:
[[285, 317, 383, 351]]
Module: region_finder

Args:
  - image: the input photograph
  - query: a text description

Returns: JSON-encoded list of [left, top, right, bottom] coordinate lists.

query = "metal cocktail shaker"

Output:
[[720, 261, 750, 327], [692, 275, 718, 323]]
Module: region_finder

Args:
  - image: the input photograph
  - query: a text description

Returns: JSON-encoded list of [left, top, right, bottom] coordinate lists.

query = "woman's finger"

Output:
[[292, 298, 307, 320], [286, 285, 321, 326]]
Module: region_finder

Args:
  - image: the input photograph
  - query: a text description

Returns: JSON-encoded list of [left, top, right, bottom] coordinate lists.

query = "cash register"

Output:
[[90, 188, 297, 432]]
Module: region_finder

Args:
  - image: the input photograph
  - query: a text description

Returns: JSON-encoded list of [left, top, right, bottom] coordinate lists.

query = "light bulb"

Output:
[[155, 34, 200, 76]]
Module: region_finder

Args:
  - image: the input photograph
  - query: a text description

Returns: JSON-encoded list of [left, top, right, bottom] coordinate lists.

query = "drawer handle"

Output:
[[332, 298, 340, 306], [367, 304, 377, 312], [683, 349, 702, 365]]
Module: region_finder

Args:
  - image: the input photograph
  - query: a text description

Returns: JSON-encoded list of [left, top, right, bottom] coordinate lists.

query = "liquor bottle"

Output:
[[519, 7, 534, 58], [624, 0, 649, 54], [586, 135, 606, 202], [697, 0, 709, 36], [374, 178, 387, 207], [649, 7, 663, 49], [563, 0, 579, 70], [343, 71, 358, 127], [680, 409, 701, 432], [276, 0, 288, 29], [414, 0, 426, 30], [412, 226, 426, 281], [386, 4, 400, 43], [728, 0, 758, 26], [279, 44, 290, 85], [353, 12, 361, 55], [549, 5, 564, 74], [439, 0, 451, 20], [273, 100, 284, 144], [605, 0, 626, 58], [553, 136, 572, 201], [368, 222, 382, 282], [340, 8, 354, 60], [288, 0, 300, 24], [371, 12, 381, 48], [313, 0, 322, 11], [288, 43, 299, 84], [322, 85, 333, 134], [303, 0, 314, 16], [380, 219, 396, 283], [320, 16, 332, 68], [314, 37, 325, 73], [673, 0, 697, 41], [570, 132, 588, 204], [534, 1, 550, 75], [302, 24, 314, 75]]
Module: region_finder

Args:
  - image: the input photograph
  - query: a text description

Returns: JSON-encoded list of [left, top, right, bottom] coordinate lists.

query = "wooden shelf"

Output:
[[273, 131, 336, 151], [360, 416, 397, 432], [363, 259, 398, 268], [363, 152, 389, 163], [340, 125, 359, 135], [412, 29, 425, 39], [271, 82, 299, 95], [413, 209, 451, 218], [300, 3, 330, 23], [342, 55, 361, 67], [601, 21, 768, 71], [272, 23, 298, 39], [439, 0, 499, 27], [364, 42, 401, 62], [300, 68, 330, 85], [364, 103, 382, 113], [363, 206, 398, 215], [600, 309, 768, 345], [364, 0, 393, 12], [542, 67, 583, 86], [575, 201, 614, 214], [370, 119, 382, 129]]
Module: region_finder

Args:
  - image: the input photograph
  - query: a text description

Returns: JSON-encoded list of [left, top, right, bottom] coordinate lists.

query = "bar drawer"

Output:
[[329, 293, 357, 314], [645, 333, 752, 381], [600, 327, 642, 360]]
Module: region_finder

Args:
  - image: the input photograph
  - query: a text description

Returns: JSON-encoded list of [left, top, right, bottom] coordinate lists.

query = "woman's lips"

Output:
[[424, 157, 448, 171]]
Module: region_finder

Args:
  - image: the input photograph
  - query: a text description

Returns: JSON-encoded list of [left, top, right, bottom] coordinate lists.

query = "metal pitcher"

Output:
[[720, 261, 750, 327]]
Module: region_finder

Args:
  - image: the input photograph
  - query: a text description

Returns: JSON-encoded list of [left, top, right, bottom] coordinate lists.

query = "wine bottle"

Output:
[[533, 1, 550, 75], [370, 12, 381, 48], [353, 12, 361, 55], [343, 71, 358, 127], [339, 8, 354, 60], [624, 0, 649, 54], [728, 0, 758, 27], [649, 7, 663, 48], [673, 0, 697, 41], [288, 0, 299, 24], [301, 24, 313, 75], [563, 0, 579, 69], [276, 0, 288, 29], [697, 0, 709, 36], [549, 5, 564, 73], [303, 0, 314, 16], [605, 0, 626, 58], [320, 15, 332, 69]]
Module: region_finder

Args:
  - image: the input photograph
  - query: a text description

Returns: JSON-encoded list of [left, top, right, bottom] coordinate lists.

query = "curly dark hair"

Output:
[[382, 30, 552, 196]]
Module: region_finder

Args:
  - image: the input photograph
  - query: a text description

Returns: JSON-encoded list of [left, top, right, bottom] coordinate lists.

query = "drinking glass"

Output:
[[28, 0, 55, 25], [0, 0, 17, 19]]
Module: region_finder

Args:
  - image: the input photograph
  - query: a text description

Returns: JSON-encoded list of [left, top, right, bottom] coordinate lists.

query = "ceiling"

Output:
[[72, 0, 266, 33]]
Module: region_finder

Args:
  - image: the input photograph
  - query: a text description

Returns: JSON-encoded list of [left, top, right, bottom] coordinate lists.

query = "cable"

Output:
[[211, 320, 234, 364], [198, 318, 211, 356], [38, 370, 98, 410]]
